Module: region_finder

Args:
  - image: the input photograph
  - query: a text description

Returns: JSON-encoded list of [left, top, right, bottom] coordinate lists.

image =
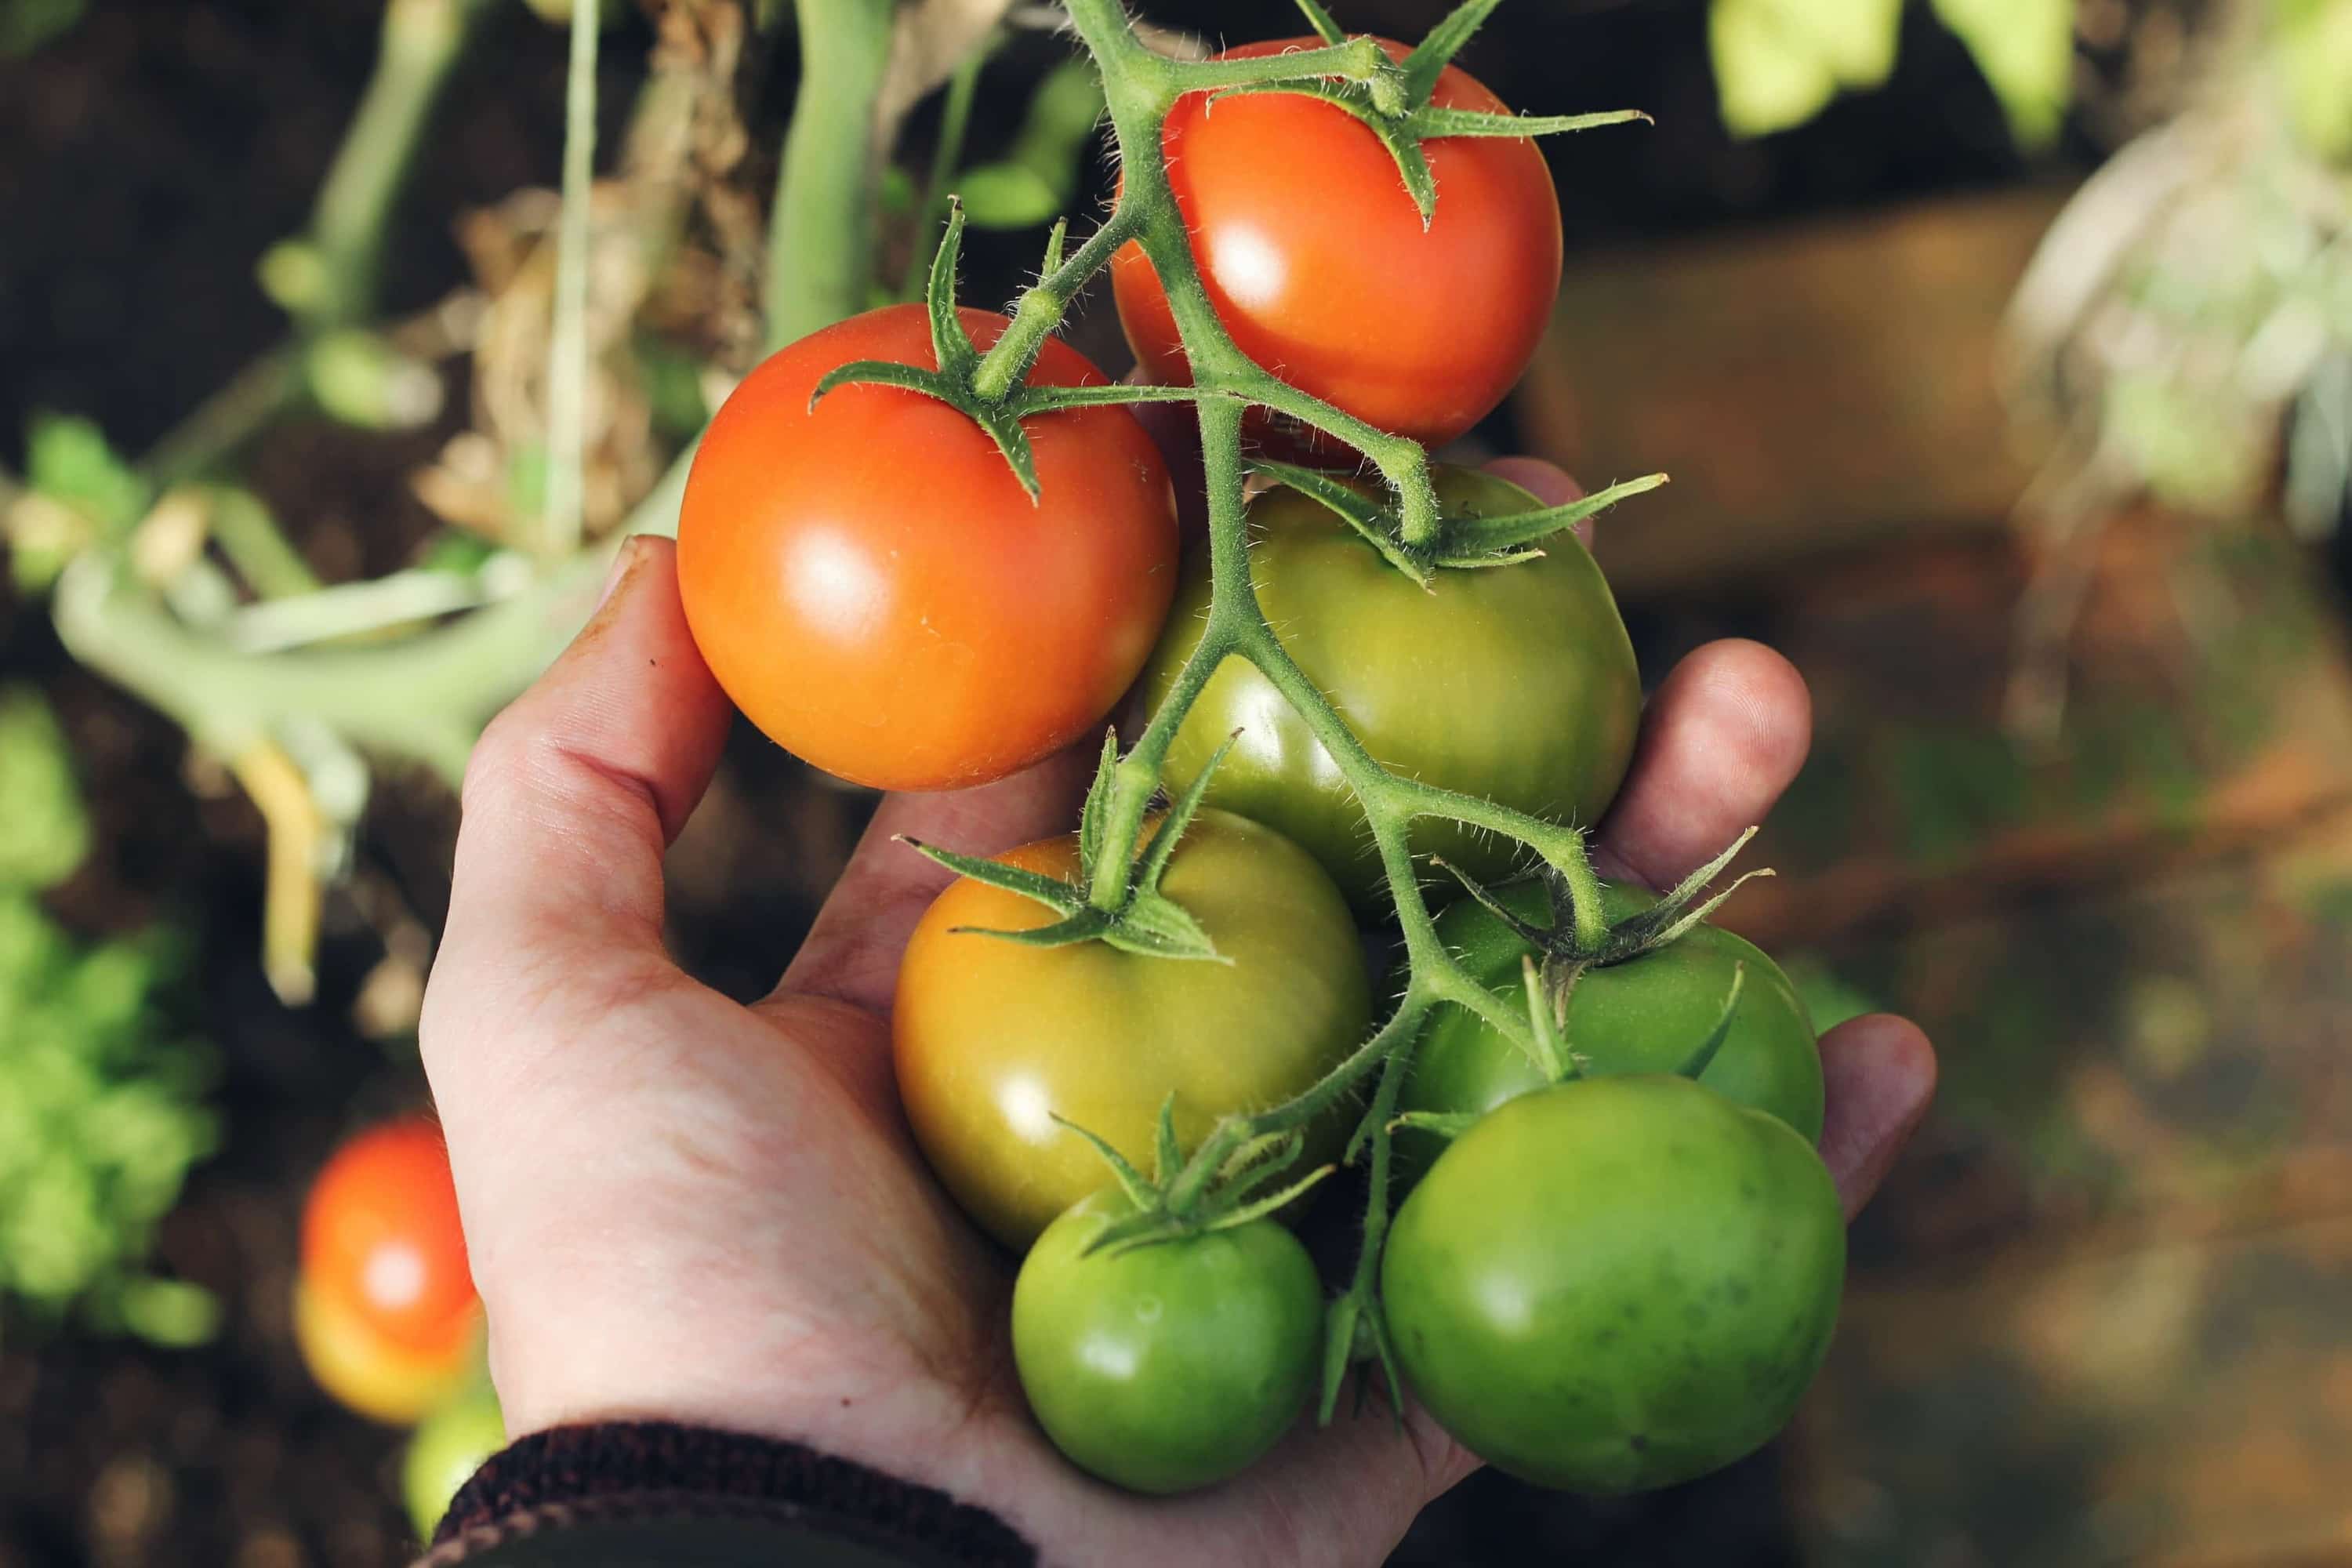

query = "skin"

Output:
[[1397, 879, 1825, 1185], [419, 456, 1936, 1566], [1112, 39, 1563, 452], [895, 810, 1370, 1250], [1142, 466, 1641, 913], [1384, 1076, 1846, 1494], [1013, 1190, 1323, 1495], [302, 1118, 477, 1355], [677, 303, 1178, 793]]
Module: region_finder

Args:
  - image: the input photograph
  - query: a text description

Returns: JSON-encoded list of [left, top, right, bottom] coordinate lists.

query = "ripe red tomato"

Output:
[[1112, 38, 1563, 452], [677, 303, 1180, 792], [301, 1119, 477, 1359]]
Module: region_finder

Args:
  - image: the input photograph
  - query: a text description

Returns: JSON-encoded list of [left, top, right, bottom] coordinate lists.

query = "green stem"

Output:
[[543, 0, 601, 558], [766, 0, 898, 350], [971, 205, 1145, 401], [306, 0, 499, 330]]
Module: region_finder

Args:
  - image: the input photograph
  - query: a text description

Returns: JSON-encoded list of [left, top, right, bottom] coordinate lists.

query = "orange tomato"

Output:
[[1112, 38, 1563, 454], [293, 1275, 482, 1426], [677, 303, 1180, 792], [301, 1119, 477, 1359]]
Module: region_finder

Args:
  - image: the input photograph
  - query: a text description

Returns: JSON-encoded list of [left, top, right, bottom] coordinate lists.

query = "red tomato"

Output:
[[677, 303, 1180, 792], [301, 1119, 477, 1359], [1112, 38, 1563, 453]]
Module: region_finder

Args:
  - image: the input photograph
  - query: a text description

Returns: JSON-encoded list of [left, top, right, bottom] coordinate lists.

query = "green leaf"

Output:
[[956, 163, 1063, 230], [1671, 964, 1748, 1080], [1708, 0, 1903, 138], [898, 836, 1085, 913], [25, 412, 149, 533], [1052, 1114, 1159, 1211], [1443, 471, 1669, 555], [1078, 729, 1120, 877], [1401, 0, 1507, 104], [1252, 459, 1429, 581], [808, 358, 955, 410], [1929, 0, 2073, 149], [924, 201, 980, 380], [974, 407, 1041, 502], [1152, 1096, 1183, 1185], [0, 0, 85, 58], [1102, 891, 1225, 961], [0, 686, 91, 891], [1389, 1109, 1483, 1140], [1135, 730, 1237, 898], [948, 909, 1116, 949], [1408, 107, 1652, 140]]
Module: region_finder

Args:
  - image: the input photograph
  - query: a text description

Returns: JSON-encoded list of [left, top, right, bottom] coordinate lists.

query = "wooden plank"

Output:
[[1515, 187, 2069, 595]]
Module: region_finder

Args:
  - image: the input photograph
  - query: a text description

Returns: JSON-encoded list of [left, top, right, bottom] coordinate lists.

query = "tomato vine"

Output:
[[872, 0, 1692, 1414]]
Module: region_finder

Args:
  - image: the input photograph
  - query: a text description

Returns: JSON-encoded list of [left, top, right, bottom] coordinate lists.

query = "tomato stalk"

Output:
[[767, 0, 900, 350]]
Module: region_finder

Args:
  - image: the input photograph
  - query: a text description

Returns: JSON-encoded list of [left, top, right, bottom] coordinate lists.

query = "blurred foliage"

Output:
[[6, 413, 149, 593], [0, 688, 218, 1350], [955, 57, 1105, 230], [1781, 956, 1882, 1032], [2278, 0, 2352, 160], [1708, 0, 2071, 145], [0, 0, 84, 58]]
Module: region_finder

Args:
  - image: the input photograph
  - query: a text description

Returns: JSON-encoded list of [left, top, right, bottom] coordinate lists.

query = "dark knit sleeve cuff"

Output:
[[422, 1421, 1034, 1567]]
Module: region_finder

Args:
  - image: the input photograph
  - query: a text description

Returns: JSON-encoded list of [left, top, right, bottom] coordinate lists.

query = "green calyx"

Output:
[[1252, 459, 1668, 585], [1058, 1097, 1337, 1258], [809, 201, 1205, 501], [1436, 829, 1772, 1072], [900, 730, 1243, 962], [1258, 0, 1651, 228]]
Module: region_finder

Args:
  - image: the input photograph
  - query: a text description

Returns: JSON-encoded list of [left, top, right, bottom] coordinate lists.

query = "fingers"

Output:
[[1593, 639, 1813, 891], [1817, 1014, 1938, 1219], [774, 742, 1097, 1014], [425, 537, 732, 1033]]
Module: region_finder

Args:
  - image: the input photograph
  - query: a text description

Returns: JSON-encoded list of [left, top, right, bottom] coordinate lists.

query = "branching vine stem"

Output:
[[966, 0, 1635, 1408]]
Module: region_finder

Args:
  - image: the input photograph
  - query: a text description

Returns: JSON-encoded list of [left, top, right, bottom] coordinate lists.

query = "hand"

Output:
[[419, 459, 1936, 1566]]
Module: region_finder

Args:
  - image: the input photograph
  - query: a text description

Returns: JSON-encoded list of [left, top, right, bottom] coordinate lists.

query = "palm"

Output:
[[422, 501, 1935, 1567]]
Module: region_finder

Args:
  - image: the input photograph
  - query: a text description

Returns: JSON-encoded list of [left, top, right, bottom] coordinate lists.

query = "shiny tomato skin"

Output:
[[1140, 466, 1641, 913], [293, 1276, 483, 1426], [1397, 878, 1824, 1181], [302, 1119, 477, 1358], [1013, 1189, 1323, 1494], [893, 809, 1370, 1250], [677, 303, 1179, 792], [1384, 1075, 1845, 1493], [1112, 38, 1563, 452]]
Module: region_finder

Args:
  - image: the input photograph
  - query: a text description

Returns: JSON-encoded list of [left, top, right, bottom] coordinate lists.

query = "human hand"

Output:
[[419, 459, 1935, 1566]]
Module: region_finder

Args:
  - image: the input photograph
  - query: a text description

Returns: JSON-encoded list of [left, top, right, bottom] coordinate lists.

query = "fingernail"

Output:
[[594, 537, 644, 615]]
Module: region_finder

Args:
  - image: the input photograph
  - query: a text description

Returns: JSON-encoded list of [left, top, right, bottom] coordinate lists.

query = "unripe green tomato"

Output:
[[1383, 1075, 1845, 1493], [1139, 466, 1641, 915], [1013, 1189, 1323, 1494], [401, 1380, 506, 1539], [1396, 878, 1823, 1182]]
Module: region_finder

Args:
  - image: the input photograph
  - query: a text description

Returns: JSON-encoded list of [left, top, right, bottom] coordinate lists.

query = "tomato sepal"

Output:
[[1209, 3, 1649, 227]]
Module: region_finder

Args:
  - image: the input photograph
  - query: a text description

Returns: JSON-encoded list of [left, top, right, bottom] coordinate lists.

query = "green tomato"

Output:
[[1140, 466, 1642, 914], [401, 1380, 505, 1539], [1383, 1075, 1844, 1493], [1397, 879, 1822, 1181], [1012, 1189, 1323, 1494]]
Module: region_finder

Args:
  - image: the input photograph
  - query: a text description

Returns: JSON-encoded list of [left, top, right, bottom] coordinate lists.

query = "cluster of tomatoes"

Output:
[[676, 30, 1845, 1501], [294, 1119, 505, 1537]]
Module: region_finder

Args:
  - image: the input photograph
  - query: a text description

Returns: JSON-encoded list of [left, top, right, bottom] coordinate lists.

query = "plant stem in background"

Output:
[[767, 0, 898, 350], [543, 0, 601, 557]]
